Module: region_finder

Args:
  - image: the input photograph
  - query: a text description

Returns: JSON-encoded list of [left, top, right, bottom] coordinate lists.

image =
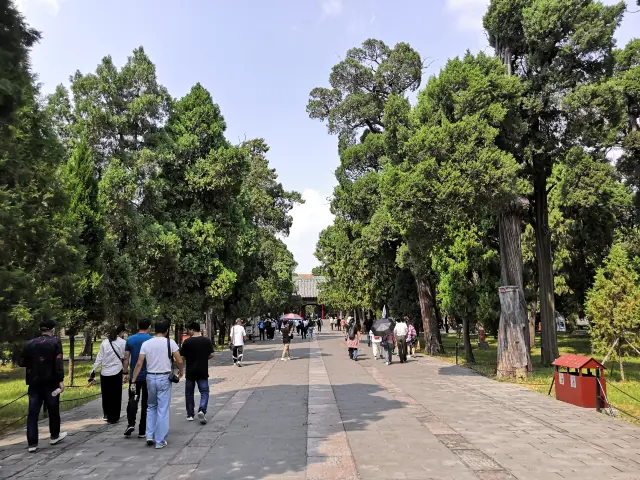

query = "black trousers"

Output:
[[27, 385, 60, 447], [318, 324, 322, 332], [259, 329, 265, 340], [301, 328, 307, 339], [126, 379, 148, 435], [397, 336, 408, 363], [232, 345, 244, 363], [101, 372, 123, 423]]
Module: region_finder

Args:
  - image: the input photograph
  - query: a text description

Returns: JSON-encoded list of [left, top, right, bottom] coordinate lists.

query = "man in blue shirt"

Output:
[[122, 318, 152, 438]]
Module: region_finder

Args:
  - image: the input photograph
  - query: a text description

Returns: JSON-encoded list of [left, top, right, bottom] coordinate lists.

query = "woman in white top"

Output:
[[90, 325, 126, 424]]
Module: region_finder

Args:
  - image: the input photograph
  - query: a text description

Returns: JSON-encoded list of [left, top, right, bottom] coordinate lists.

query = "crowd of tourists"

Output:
[[18, 316, 241, 452], [18, 311, 418, 454]]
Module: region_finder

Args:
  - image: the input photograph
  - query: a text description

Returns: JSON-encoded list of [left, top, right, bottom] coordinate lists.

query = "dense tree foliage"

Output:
[[0, 1, 300, 359], [312, 0, 639, 371]]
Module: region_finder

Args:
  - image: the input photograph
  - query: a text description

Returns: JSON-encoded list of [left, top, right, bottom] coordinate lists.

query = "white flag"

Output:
[[382, 305, 388, 319]]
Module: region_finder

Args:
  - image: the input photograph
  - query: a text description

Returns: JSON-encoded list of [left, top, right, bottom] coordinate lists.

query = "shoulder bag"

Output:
[[167, 338, 180, 383]]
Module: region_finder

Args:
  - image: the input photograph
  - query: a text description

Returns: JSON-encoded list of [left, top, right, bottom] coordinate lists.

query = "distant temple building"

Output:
[[294, 274, 326, 318]]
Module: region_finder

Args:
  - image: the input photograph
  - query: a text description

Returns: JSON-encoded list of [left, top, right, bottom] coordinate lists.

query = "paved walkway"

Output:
[[1, 331, 640, 479]]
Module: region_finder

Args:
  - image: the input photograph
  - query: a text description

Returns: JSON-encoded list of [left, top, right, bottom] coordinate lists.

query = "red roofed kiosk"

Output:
[[552, 354, 607, 409]]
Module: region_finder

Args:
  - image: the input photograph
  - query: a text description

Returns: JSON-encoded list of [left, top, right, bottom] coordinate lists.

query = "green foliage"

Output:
[[0, 0, 299, 353], [0, 2, 83, 343], [550, 148, 632, 317], [586, 242, 640, 356]]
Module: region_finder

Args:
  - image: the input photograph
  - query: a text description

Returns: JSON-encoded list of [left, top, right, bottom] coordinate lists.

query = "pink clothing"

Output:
[[407, 324, 417, 342], [346, 333, 361, 349]]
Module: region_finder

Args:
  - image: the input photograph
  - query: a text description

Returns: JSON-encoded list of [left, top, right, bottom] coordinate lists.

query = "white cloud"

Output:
[[283, 189, 334, 274], [445, 0, 489, 32], [16, 0, 63, 16], [321, 0, 344, 18]]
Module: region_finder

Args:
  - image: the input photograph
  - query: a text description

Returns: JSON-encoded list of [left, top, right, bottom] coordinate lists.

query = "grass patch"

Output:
[[430, 333, 640, 424], [0, 361, 102, 435]]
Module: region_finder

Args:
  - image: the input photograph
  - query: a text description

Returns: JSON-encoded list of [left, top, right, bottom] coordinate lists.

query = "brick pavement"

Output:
[[1, 330, 639, 480]]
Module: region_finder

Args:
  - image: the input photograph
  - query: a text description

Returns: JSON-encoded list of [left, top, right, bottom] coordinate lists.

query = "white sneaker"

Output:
[[187, 416, 194, 422], [198, 411, 207, 425], [28, 446, 37, 453], [50, 431, 67, 445]]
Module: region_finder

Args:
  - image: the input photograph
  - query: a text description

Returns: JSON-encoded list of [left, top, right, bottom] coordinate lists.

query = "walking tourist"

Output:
[[19, 314, 67, 453], [180, 321, 214, 424], [394, 317, 408, 363], [369, 329, 383, 360], [406, 317, 418, 358], [123, 319, 153, 438], [131, 319, 183, 449], [383, 330, 396, 365], [317, 318, 322, 333], [296, 320, 301, 336], [230, 319, 247, 366], [270, 319, 277, 338], [90, 324, 127, 424], [308, 319, 315, 339], [258, 319, 266, 341], [281, 321, 293, 361], [330, 317, 335, 330], [301, 318, 308, 339], [347, 323, 361, 360], [341, 317, 347, 331]]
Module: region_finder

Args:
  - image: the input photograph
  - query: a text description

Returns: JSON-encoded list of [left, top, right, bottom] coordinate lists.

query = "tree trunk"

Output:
[[497, 202, 532, 378], [416, 275, 443, 355], [217, 316, 226, 346], [497, 287, 531, 378], [534, 171, 559, 365], [618, 340, 625, 382], [68, 334, 75, 387], [462, 317, 475, 363], [80, 328, 93, 357], [528, 301, 537, 352]]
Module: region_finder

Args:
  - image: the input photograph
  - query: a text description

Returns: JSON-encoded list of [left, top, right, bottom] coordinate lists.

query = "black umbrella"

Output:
[[371, 318, 394, 337]]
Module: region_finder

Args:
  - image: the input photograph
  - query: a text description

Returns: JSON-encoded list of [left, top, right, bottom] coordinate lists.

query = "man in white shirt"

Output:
[[229, 319, 247, 367], [131, 319, 183, 449], [393, 318, 409, 363]]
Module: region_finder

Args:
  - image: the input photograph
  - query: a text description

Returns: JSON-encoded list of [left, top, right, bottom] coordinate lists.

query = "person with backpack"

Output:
[[229, 319, 247, 366], [90, 324, 127, 424], [19, 314, 67, 453], [301, 318, 309, 339], [308, 319, 315, 340], [131, 319, 183, 449], [258, 319, 266, 341], [347, 321, 361, 360]]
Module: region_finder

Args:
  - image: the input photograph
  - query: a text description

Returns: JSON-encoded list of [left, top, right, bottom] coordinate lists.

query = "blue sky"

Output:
[[17, 0, 639, 273]]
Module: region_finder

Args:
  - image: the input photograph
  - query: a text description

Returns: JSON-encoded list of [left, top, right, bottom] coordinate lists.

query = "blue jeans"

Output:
[[146, 374, 171, 444], [185, 379, 210, 417]]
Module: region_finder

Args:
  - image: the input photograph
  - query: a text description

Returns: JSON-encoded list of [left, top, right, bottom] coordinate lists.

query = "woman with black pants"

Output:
[[90, 325, 126, 423]]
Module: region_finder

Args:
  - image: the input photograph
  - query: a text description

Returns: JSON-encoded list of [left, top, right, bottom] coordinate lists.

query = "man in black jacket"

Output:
[[19, 314, 67, 453]]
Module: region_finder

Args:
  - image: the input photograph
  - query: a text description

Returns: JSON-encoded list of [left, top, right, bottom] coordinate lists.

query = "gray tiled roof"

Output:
[[294, 275, 325, 300]]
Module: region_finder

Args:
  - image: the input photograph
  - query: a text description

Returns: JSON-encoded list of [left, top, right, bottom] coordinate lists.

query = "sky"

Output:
[[16, 0, 640, 273]]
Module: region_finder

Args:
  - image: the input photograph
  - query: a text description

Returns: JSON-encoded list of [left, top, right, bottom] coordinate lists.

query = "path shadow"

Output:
[[0, 381, 403, 480]]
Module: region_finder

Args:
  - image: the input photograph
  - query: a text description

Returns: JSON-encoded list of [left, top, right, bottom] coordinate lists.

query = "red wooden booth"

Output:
[[552, 354, 607, 409]]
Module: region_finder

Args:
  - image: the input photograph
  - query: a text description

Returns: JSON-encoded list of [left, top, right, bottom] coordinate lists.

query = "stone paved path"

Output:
[[1, 330, 640, 479]]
